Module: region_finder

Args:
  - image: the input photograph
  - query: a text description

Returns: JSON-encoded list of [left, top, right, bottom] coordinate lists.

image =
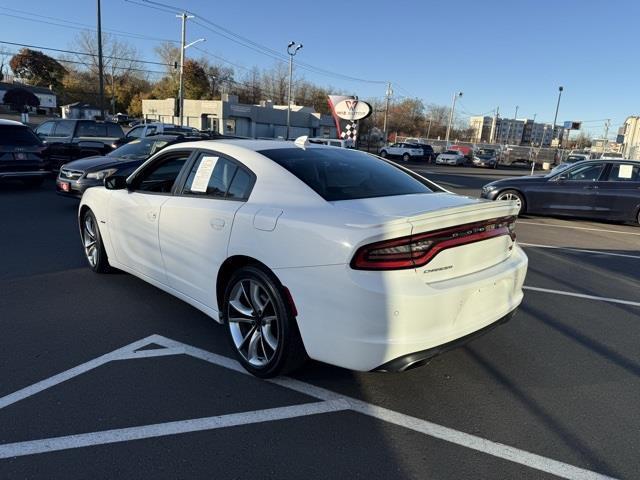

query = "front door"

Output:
[[159, 151, 255, 308], [108, 150, 193, 282]]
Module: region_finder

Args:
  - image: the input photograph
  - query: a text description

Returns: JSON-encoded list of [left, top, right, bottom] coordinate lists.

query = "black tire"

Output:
[[23, 177, 44, 187], [402, 153, 410, 162], [380, 150, 387, 158], [496, 189, 526, 214], [223, 265, 307, 378], [80, 209, 111, 273]]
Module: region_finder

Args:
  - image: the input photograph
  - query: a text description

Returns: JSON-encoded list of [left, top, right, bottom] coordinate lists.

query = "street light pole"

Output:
[[286, 41, 303, 140], [96, 0, 105, 119], [445, 91, 462, 145], [552, 86, 563, 144]]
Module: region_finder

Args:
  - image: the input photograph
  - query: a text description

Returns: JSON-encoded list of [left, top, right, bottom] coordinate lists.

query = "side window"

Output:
[[76, 122, 98, 137], [134, 152, 191, 193], [127, 126, 143, 138], [146, 126, 157, 136], [36, 121, 55, 136], [605, 164, 639, 182], [107, 123, 123, 137], [52, 121, 74, 137], [565, 163, 605, 182], [182, 154, 253, 200]]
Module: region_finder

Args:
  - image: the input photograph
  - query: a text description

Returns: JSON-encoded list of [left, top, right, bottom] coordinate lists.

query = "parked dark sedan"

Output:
[[0, 119, 50, 187], [481, 159, 640, 224], [56, 135, 191, 198]]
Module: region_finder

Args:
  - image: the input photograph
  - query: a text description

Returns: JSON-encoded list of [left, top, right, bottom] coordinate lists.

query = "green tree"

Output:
[[183, 59, 210, 99], [9, 49, 67, 89]]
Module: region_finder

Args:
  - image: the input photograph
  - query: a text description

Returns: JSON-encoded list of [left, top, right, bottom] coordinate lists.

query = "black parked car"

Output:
[[56, 134, 200, 198], [481, 159, 640, 224], [35, 119, 124, 171], [0, 119, 50, 187]]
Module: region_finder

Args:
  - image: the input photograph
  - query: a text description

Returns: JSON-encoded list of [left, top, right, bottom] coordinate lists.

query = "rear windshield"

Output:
[[0, 125, 42, 146], [259, 147, 436, 201]]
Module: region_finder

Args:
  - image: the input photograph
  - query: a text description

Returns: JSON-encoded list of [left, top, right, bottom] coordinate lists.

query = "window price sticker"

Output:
[[618, 164, 633, 179], [191, 156, 219, 192]]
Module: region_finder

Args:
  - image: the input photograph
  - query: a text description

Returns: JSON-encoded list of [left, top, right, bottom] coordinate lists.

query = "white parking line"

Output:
[[518, 221, 640, 236], [0, 335, 618, 480], [0, 400, 349, 460], [519, 243, 640, 260], [523, 286, 640, 307]]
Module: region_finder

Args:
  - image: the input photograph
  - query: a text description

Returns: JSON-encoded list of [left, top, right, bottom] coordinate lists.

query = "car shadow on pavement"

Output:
[[462, 345, 620, 477]]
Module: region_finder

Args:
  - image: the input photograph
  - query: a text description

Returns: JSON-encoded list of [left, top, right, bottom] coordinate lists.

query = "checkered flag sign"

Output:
[[340, 122, 357, 142]]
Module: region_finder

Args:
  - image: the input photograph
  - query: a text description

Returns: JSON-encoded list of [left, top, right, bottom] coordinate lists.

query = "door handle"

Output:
[[210, 218, 225, 230], [147, 211, 158, 221], [583, 185, 598, 190]]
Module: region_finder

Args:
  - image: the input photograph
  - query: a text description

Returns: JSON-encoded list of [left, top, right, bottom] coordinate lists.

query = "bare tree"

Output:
[[70, 31, 145, 113]]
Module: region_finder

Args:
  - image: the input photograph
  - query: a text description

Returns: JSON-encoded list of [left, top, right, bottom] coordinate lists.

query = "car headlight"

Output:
[[86, 168, 118, 180], [482, 185, 498, 193]]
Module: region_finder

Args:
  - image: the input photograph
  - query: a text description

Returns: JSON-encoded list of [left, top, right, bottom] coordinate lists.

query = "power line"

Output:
[[0, 40, 172, 67], [130, 0, 388, 85], [0, 7, 179, 45]]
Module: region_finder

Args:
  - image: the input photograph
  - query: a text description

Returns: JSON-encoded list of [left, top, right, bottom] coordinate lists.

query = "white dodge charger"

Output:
[[78, 138, 528, 377]]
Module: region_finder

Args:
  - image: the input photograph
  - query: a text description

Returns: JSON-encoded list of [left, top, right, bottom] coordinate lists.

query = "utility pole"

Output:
[[491, 106, 499, 143], [176, 13, 202, 127], [383, 82, 392, 143], [96, 0, 105, 119], [426, 115, 432, 140], [178, 12, 188, 126], [445, 91, 462, 145], [602, 119, 610, 156]]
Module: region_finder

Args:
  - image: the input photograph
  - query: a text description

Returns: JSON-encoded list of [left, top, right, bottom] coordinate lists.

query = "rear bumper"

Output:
[[275, 244, 528, 371], [375, 308, 517, 372]]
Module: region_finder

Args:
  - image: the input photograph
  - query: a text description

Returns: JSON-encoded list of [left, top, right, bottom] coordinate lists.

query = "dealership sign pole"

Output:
[[327, 95, 372, 147]]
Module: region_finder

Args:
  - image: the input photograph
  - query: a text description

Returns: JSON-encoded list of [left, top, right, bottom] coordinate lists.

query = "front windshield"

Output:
[[444, 150, 459, 155], [108, 138, 170, 160]]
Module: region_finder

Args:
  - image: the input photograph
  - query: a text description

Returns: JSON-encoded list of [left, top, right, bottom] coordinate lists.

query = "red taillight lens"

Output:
[[351, 216, 516, 271]]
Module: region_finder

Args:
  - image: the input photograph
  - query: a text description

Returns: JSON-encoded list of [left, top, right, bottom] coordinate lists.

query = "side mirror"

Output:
[[104, 175, 128, 190], [556, 174, 568, 182]]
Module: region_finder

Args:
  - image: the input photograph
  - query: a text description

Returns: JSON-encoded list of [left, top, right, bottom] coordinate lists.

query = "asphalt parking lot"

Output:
[[1, 167, 639, 479]]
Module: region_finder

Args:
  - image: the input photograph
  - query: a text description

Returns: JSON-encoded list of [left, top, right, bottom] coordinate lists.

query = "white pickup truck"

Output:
[[379, 142, 425, 161]]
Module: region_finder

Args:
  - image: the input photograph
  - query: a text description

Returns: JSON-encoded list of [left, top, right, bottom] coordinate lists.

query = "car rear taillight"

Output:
[[351, 216, 517, 270]]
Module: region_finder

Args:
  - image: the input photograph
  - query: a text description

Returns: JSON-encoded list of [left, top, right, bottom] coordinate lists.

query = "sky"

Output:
[[0, 0, 638, 139]]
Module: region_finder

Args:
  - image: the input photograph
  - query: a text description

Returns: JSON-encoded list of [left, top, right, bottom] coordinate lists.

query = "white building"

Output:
[[0, 82, 57, 114], [621, 116, 640, 159], [61, 102, 102, 120], [142, 94, 337, 139]]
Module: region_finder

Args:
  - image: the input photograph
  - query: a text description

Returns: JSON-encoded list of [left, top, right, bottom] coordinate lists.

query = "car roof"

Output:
[[0, 119, 25, 126]]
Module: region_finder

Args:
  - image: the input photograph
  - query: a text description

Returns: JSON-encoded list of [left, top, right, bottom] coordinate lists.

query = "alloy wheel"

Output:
[[227, 279, 279, 367], [83, 213, 98, 267], [497, 192, 522, 211]]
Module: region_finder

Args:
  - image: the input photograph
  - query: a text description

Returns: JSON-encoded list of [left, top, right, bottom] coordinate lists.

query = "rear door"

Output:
[[158, 151, 255, 308], [595, 162, 640, 220], [46, 120, 76, 169], [108, 149, 194, 282], [538, 162, 606, 217]]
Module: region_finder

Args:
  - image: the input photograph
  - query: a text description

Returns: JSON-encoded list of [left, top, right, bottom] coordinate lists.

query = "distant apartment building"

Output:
[[620, 116, 640, 159], [469, 116, 493, 143], [469, 115, 563, 146]]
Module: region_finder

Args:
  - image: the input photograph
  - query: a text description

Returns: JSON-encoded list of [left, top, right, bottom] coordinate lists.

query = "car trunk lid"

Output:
[[336, 192, 519, 281]]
